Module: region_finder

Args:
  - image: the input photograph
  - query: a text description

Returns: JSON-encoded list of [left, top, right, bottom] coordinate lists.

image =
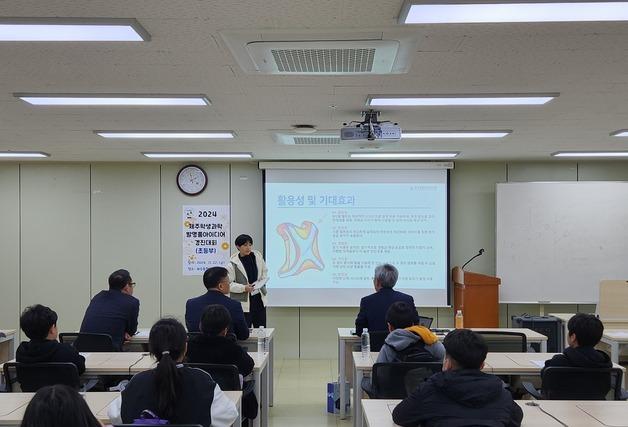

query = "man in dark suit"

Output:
[[185, 266, 250, 340], [355, 264, 418, 335], [80, 269, 140, 350]]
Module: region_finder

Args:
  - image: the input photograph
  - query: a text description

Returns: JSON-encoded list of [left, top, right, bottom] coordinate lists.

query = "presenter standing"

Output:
[[227, 234, 269, 327]]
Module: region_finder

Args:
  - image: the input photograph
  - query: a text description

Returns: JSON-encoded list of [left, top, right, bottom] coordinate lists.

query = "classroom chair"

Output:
[[183, 363, 242, 391], [3, 362, 96, 392], [59, 332, 117, 352], [523, 367, 625, 400], [475, 331, 527, 352], [366, 362, 443, 399]]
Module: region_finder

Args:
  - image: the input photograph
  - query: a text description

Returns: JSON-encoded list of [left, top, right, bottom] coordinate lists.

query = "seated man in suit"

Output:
[[17, 304, 86, 374], [185, 266, 249, 340], [392, 329, 523, 427], [355, 264, 418, 335], [80, 269, 140, 350], [545, 313, 612, 369]]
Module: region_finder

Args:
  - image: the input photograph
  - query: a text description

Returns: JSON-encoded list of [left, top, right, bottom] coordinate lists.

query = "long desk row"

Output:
[[352, 351, 627, 427], [0, 391, 243, 427], [362, 399, 628, 427], [3, 352, 267, 427], [337, 327, 549, 420], [0, 331, 16, 364]]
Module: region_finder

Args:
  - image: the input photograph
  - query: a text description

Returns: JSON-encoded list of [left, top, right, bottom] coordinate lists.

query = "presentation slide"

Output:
[[264, 168, 449, 307]]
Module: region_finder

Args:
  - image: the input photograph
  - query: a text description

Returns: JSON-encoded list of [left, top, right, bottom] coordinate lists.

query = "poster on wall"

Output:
[[182, 205, 230, 275]]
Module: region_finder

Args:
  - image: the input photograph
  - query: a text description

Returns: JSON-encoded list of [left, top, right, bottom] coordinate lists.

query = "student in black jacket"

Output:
[[392, 329, 523, 427], [80, 269, 140, 350], [545, 313, 612, 369], [16, 304, 85, 375]]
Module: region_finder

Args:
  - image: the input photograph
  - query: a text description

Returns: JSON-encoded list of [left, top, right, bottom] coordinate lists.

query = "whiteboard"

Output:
[[496, 182, 628, 303]]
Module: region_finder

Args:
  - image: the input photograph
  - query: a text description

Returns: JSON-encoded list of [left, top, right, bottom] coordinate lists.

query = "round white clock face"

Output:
[[177, 165, 207, 196]]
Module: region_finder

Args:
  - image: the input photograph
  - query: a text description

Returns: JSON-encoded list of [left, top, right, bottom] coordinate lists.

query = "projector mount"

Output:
[[343, 109, 398, 141]]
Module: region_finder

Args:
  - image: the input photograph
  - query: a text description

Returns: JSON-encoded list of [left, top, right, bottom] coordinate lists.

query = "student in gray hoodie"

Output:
[[362, 301, 445, 396]]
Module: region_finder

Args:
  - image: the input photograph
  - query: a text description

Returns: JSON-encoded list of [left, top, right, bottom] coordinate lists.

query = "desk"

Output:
[[130, 327, 276, 406], [352, 351, 626, 427], [0, 331, 16, 364], [337, 327, 548, 420], [0, 391, 242, 427], [601, 329, 628, 365], [361, 399, 628, 427]]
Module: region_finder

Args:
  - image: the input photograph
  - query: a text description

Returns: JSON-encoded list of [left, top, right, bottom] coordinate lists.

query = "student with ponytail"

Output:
[[108, 318, 237, 427]]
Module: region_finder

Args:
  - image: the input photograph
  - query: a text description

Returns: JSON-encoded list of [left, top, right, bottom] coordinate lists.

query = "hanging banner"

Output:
[[182, 205, 230, 275]]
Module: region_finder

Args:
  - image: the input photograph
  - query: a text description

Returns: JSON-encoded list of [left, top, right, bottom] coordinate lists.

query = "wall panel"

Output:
[[0, 165, 20, 336]]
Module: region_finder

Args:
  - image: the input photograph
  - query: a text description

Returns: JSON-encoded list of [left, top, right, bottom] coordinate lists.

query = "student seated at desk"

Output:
[[20, 384, 103, 427], [545, 313, 612, 369], [109, 318, 238, 427], [16, 304, 85, 375], [187, 304, 258, 423], [392, 329, 523, 427]]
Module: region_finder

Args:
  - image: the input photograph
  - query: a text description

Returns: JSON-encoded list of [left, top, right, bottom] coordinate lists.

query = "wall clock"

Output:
[[176, 164, 207, 196]]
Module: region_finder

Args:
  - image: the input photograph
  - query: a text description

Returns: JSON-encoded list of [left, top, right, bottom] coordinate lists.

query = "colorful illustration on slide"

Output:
[[276, 220, 324, 278]]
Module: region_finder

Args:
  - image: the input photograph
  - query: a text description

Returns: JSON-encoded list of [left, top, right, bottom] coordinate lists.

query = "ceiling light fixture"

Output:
[[0, 151, 49, 158], [350, 152, 459, 159], [15, 93, 210, 106], [142, 152, 252, 159], [0, 18, 149, 41], [402, 130, 511, 138], [610, 130, 628, 137], [367, 94, 557, 106], [552, 151, 628, 158], [96, 131, 234, 139], [399, 1, 628, 24]]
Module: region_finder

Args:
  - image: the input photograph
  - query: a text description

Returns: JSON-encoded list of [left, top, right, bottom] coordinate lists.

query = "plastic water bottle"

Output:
[[258, 326, 266, 354], [361, 328, 370, 359], [455, 310, 464, 329]]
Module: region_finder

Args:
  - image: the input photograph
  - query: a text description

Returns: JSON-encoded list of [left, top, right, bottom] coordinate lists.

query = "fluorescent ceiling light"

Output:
[[368, 94, 557, 106], [142, 152, 252, 159], [15, 94, 209, 106], [610, 130, 628, 137], [96, 131, 235, 139], [350, 152, 459, 159], [0, 151, 49, 158], [552, 151, 628, 157], [400, 1, 628, 24], [0, 18, 149, 41], [402, 130, 511, 138]]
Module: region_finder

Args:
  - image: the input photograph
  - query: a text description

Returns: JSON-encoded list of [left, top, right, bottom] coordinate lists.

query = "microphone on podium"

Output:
[[461, 248, 485, 270]]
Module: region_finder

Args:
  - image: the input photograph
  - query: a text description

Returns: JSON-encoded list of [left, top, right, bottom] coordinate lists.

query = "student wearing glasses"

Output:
[[80, 269, 140, 350]]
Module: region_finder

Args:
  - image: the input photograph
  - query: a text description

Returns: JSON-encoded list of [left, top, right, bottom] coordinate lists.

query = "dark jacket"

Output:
[[121, 366, 215, 427], [544, 346, 612, 369], [355, 287, 418, 335], [185, 291, 249, 340], [80, 289, 140, 350], [392, 369, 523, 427], [187, 334, 254, 376], [16, 339, 86, 375]]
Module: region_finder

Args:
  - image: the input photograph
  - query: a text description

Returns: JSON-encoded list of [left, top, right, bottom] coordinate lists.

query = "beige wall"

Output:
[[0, 160, 625, 358]]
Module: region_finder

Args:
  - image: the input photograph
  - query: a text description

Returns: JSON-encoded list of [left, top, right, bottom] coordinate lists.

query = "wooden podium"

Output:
[[452, 266, 501, 328]]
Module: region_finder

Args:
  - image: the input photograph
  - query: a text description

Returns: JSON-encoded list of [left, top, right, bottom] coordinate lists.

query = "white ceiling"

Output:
[[2, 0, 628, 161]]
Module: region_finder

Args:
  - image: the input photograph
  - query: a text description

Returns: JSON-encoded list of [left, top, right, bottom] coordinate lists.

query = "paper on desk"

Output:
[[134, 330, 150, 338], [387, 404, 396, 414], [79, 353, 91, 359], [531, 360, 546, 368]]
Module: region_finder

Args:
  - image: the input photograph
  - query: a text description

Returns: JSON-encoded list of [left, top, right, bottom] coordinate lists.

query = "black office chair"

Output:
[[3, 362, 83, 392], [367, 362, 442, 399], [368, 331, 389, 352], [523, 366, 625, 400], [59, 332, 116, 352], [115, 425, 203, 427], [475, 331, 527, 352], [418, 316, 434, 328]]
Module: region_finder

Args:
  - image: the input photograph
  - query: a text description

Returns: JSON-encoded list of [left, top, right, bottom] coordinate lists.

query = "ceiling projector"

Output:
[[341, 109, 401, 142]]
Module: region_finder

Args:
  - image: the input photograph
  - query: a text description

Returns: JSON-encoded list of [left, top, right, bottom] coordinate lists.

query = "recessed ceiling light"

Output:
[[367, 94, 557, 106], [142, 152, 252, 159], [15, 94, 210, 106], [0, 151, 49, 158], [400, 1, 628, 24], [350, 152, 459, 159], [610, 130, 628, 137], [402, 130, 511, 138], [0, 18, 149, 41], [96, 131, 234, 139], [552, 151, 628, 158]]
